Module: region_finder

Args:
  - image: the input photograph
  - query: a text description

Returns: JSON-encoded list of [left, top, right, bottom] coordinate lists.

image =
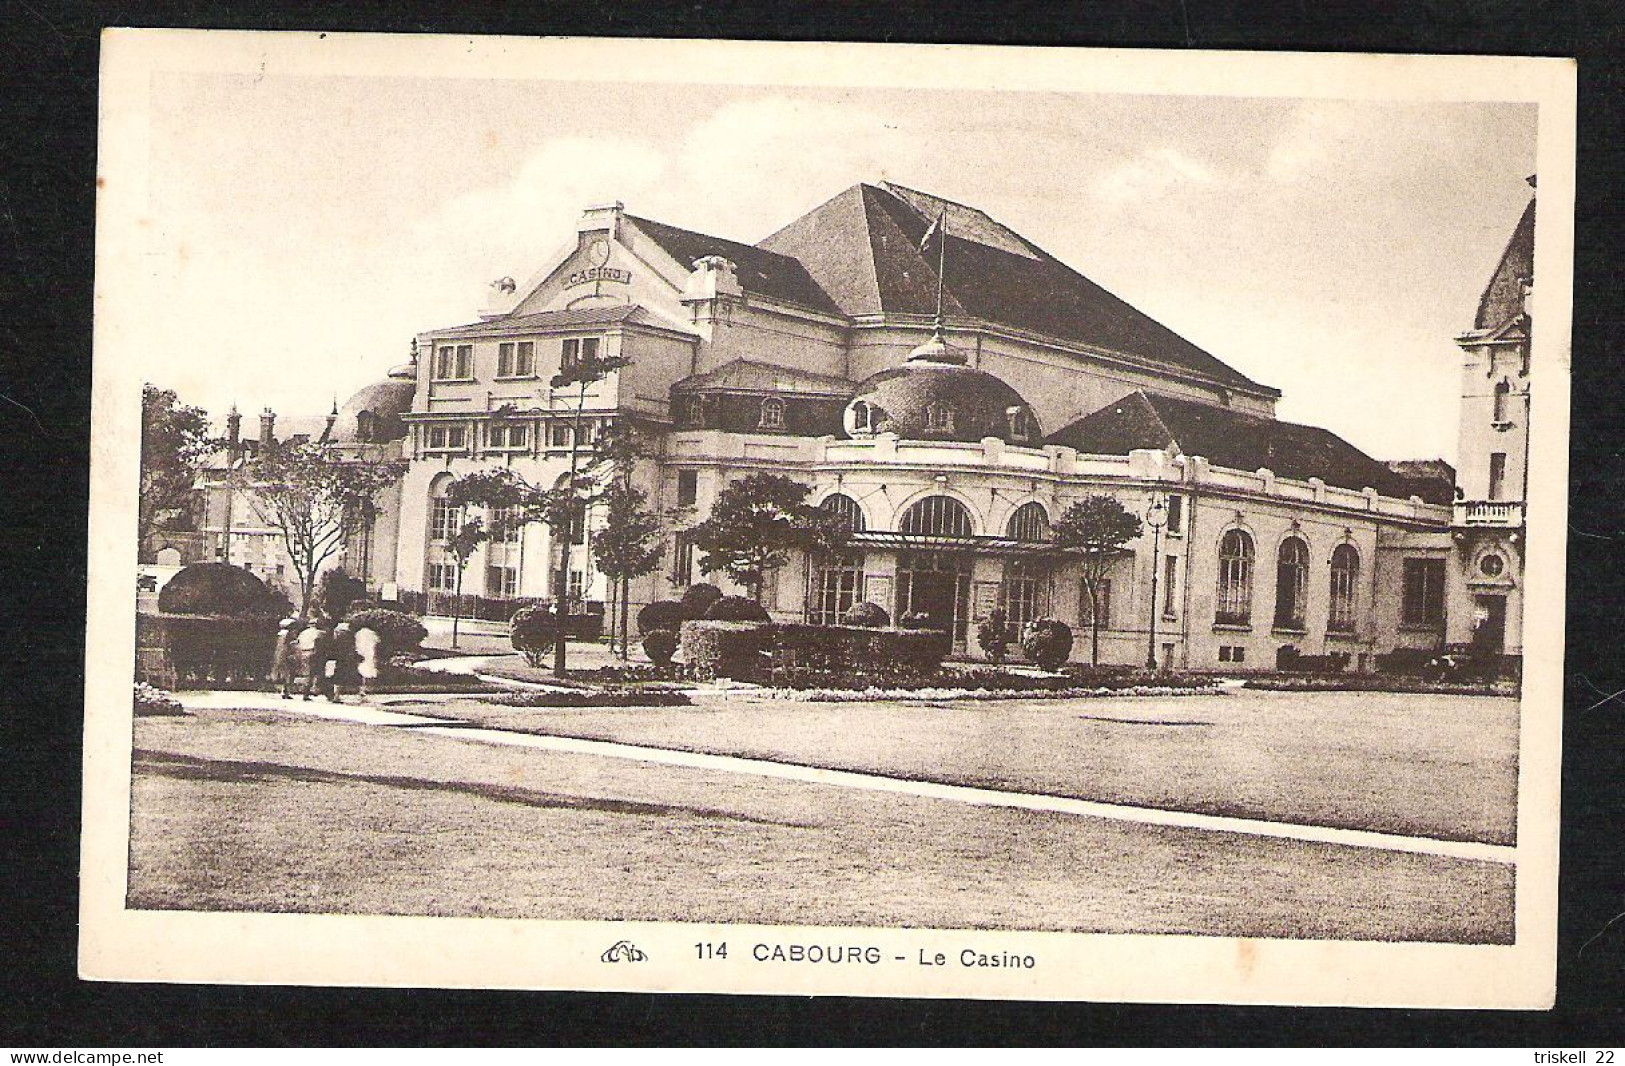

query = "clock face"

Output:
[[589, 238, 611, 267]]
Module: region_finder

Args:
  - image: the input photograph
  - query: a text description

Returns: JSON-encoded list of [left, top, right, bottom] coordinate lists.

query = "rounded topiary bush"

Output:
[[976, 608, 1013, 665], [642, 628, 679, 668], [345, 607, 428, 659], [680, 582, 724, 620], [706, 595, 771, 622], [1022, 619, 1074, 672], [157, 563, 284, 618], [637, 600, 687, 635], [840, 601, 890, 628], [508, 605, 557, 667]]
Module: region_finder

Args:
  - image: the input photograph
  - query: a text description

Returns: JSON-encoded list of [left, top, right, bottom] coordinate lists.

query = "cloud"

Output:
[[1095, 147, 1222, 207]]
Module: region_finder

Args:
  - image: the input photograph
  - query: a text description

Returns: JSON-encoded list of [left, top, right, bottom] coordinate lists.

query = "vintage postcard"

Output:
[[82, 31, 1575, 1006]]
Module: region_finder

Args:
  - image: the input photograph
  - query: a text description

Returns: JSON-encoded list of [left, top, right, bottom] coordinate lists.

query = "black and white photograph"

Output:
[[81, 32, 1575, 1006]]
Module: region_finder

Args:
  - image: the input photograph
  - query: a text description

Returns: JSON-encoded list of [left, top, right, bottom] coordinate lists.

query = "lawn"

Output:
[[409, 688, 1519, 845], [128, 708, 1513, 941]]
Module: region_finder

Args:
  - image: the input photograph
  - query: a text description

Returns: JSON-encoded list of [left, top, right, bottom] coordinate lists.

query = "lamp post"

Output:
[[1144, 494, 1167, 670]]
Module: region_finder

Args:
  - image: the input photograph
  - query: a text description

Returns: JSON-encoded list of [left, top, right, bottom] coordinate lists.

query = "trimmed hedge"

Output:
[[642, 629, 678, 667], [157, 563, 286, 618], [138, 612, 279, 685], [679, 620, 950, 682], [976, 608, 1013, 664], [679, 582, 723, 619], [1021, 619, 1074, 671], [705, 596, 771, 622], [637, 600, 687, 635], [840, 601, 890, 628], [344, 607, 427, 659], [508, 605, 556, 667]]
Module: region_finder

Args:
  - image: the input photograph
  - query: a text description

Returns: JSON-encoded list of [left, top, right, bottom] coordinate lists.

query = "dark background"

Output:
[[2, 0, 1621, 1046]]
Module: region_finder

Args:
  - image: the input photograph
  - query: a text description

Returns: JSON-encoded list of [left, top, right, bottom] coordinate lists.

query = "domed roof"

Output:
[[329, 371, 414, 444], [845, 342, 1040, 444]]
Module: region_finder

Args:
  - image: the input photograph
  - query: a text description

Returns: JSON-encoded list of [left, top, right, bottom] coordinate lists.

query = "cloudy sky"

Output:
[[141, 71, 1536, 463]]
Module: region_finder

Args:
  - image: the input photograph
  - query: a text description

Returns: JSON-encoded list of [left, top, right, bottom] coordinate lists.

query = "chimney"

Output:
[[259, 407, 275, 450], [225, 404, 241, 460], [681, 255, 742, 302], [578, 200, 624, 238]]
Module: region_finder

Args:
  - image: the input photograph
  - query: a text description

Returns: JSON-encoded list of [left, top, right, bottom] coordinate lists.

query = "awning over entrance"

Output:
[[844, 531, 1073, 558]]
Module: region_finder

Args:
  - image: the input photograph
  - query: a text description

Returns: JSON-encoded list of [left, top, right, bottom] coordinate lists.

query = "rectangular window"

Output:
[[429, 499, 461, 542], [434, 346, 455, 380], [1219, 644, 1246, 664], [428, 561, 457, 591], [549, 422, 573, 448], [671, 532, 694, 585], [1162, 555, 1178, 618], [425, 425, 468, 451], [567, 569, 585, 605], [497, 342, 515, 378], [1219, 645, 1231, 663], [489, 423, 529, 450], [455, 344, 472, 379], [1080, 577, 1111, 629], [1401, 558, 1446, 628], [677, 469, 698, 508], [515, 341, 534, 377], [489, 506, 523, 544], [1165, 495, 1183, 535], [485, 564, 518, 599], [1488, 452, 1508, 501]]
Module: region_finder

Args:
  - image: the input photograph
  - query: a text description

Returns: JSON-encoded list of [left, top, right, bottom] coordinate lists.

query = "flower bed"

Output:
[[1243, 675, 1516, 696], [134, 681, 185, 716], [487, 688, 692, 708], [761, 665, 1212, 694], [762, 681, 1220, 702]]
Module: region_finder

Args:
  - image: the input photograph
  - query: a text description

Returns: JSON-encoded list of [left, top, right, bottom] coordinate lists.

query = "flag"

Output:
[[918, 209, 944, 253]]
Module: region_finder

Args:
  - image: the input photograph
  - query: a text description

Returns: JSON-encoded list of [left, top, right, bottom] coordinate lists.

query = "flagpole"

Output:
[[933, 208, 946, 335]]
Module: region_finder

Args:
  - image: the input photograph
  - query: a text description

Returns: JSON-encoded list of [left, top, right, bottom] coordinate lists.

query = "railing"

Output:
[[1453, 500, 1524, 527]]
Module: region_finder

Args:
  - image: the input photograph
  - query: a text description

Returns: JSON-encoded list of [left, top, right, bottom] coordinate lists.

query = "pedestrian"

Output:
[[296, 618, 333, 701], [353, 623, 382, 700], [270, 617, 300, 698], [329, 622, 363, 702]]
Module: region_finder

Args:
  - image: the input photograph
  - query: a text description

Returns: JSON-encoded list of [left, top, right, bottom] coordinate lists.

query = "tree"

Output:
[[583, 425, 665, 659], [591, 479, 665, 659], [1051, 494, 1143, 665], [689, 473, 844, 602], [443, 518, 487, 649], [140, 384, 214, 549], [228, 440, 406, 614]]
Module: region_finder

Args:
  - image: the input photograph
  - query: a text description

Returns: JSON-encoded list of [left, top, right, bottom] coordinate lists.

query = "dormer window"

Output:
[[845, 400, 878, 436], [759, 396, 786, 430], [681, 394, 707, 428], [923, 402, 956, 434], [355, 411, 375, 443], [1006, 405, 1033, 442]]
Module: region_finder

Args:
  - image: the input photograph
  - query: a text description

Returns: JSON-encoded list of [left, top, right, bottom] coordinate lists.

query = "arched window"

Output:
[[681, 394, 707, 428], [427, 475, 461, 543], [1328, 543, 1359, 633], [1216, 528, 1254, 626], [1274, 536, 1309, 630], [1006, 502, 1050, 542], [819, 493, 867, 532], [900, 495, 973, 538], [355, 411, 375, 443], [759, 396, 786, 430], [1493, 379, 1511, 423], [923, 402, 957, 434]]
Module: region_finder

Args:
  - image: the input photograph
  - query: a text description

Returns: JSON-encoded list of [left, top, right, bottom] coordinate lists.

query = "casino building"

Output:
[[257, 179, 1533, 669]]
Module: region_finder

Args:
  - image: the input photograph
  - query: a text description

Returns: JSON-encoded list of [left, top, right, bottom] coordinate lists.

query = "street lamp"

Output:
[[1144, 494, 1167, 670]]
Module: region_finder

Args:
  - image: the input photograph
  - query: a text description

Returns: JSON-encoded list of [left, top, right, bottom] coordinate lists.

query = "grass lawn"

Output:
[[409, 689, 1518, 846], [128, 708, 1512, 941]]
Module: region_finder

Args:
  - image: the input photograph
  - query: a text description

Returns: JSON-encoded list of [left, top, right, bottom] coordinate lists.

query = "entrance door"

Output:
[[898, 552, 972, 648], [1473, 594, 1507, 655]]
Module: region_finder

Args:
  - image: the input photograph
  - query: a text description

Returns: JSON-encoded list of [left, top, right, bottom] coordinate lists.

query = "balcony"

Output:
[[1453, 500, 1524, 527]]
